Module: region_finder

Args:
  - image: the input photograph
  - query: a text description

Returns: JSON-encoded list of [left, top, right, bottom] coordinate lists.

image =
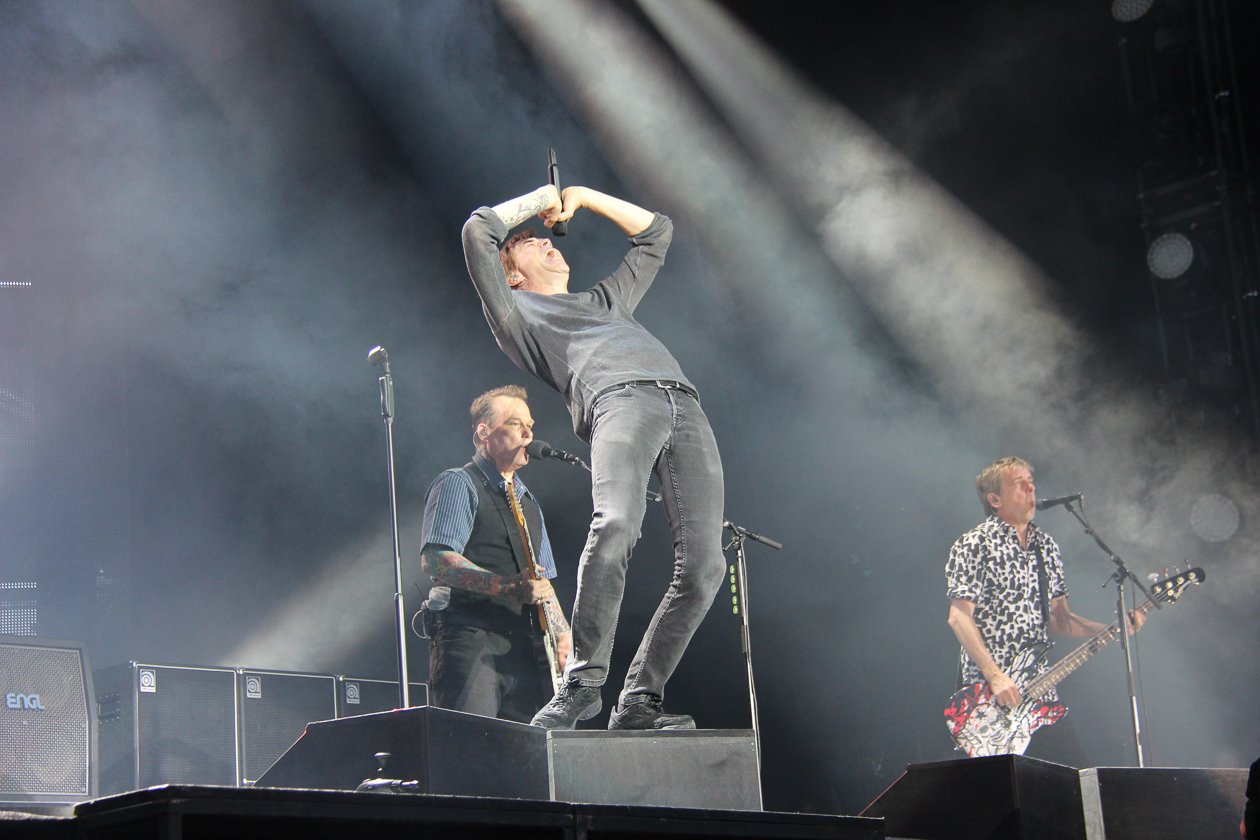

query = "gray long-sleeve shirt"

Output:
[[461, 207, 694, 441]]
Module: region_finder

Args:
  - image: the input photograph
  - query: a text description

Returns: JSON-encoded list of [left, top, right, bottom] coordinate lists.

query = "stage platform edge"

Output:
[[41, 784, 884, 840]]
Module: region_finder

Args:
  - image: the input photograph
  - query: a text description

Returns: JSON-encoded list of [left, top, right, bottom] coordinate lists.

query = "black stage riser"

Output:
[[0, 636, 96, 806], [19, 785, 882, 840]]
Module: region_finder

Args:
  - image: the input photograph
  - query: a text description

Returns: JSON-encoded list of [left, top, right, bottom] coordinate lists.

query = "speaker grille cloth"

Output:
[[240, 673, 336, 781], [0, 643, 89, 795], [136, 667, 237, 787]]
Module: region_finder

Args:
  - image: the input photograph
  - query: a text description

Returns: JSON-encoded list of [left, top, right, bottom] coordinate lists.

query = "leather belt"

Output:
[[593, 379, 700, 404]]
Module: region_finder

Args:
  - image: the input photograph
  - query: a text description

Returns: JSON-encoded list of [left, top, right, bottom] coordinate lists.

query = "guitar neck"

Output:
[[1023, 597, 1155, 701]]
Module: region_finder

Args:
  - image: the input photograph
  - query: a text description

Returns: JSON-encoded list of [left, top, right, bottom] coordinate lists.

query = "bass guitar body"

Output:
[[944, 644, 1068, 758]]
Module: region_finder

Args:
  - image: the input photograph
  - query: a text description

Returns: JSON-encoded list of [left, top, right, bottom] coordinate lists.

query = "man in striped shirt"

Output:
[[419, 385, 571, 723]]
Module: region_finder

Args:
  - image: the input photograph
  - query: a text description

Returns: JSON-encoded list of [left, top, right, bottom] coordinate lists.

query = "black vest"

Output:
[[444, 463, 546, 633]]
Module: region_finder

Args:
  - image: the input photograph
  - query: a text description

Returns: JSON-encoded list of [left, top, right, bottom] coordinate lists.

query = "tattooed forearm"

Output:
[[491, 187, 550, 228], [542, 595, 569, 635], [422, 547, 524, 601]]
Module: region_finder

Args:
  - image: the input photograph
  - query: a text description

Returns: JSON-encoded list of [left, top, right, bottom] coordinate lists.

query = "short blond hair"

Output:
[[976, 456, 1032, 515]]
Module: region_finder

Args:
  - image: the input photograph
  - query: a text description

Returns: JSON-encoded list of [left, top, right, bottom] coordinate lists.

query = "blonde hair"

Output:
[[975, 456, 1032, 515]]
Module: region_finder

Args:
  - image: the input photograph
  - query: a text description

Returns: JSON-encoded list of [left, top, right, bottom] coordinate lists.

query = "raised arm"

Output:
[[491, 185, 560, 229], [491, 182, 655, 237], [545, 186, 655, 237]]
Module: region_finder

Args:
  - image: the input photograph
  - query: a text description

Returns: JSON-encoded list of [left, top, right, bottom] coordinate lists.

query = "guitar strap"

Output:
[[1032, 536, 1051, 630]]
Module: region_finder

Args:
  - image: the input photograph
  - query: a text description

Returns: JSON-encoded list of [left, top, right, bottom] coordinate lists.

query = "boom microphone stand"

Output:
[[369, 345, 411, 709], [1059, 496, 1158, 766]]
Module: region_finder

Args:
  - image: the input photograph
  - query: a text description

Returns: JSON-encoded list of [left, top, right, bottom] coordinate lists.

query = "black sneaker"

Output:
[[607, 700, 696, 730], [530, 681, 603, 730]]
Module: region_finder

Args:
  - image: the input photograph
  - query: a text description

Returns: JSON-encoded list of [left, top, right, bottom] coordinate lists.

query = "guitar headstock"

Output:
[[1150, 565, 1206, 604]]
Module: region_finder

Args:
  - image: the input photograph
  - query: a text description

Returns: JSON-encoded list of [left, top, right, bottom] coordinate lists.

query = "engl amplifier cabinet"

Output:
[[0, 635, 96, 805]]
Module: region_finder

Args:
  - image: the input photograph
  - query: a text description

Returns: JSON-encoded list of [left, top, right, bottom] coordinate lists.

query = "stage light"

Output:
[[1189, 492, 1239, 542], [1146, 231, 1194, 279], [1112, 0, 1156, 23]]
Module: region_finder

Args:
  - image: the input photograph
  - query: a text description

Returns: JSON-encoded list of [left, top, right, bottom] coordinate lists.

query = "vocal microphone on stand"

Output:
[[1036, 492, 1083, 510], [527, 439, 585, 466]]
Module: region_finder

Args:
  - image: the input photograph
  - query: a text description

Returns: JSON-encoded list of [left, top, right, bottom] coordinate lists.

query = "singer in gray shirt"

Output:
[[461, 182, 725, 731]]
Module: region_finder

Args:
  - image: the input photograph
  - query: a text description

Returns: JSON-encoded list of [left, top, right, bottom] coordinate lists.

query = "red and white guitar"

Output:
[[944, 566, 1205, 758]]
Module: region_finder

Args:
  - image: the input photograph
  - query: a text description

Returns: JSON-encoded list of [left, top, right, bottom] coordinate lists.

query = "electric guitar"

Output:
[[505, 484, 565, 693], [944, 566, 1204, 757], [525, 561, 565, 694]]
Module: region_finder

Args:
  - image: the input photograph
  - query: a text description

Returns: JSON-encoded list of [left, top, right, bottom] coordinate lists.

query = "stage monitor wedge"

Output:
[[862, 754, 1085, 840], [256, 704, 548, 800]]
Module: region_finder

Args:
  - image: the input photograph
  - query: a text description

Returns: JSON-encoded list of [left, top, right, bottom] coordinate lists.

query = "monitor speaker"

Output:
[[95, 663, 239, 794], [255, 704, 549, 800], [1079, 766, 1249, 839], [861, 754, 1085, 840], [0, 636, 95, 805]]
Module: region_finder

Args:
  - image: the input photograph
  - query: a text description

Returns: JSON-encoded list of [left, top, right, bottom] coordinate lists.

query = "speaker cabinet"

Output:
[[237, 669, 337, 785], [547, 730, 762, 810], [0, 636, 95, 805], [862, 754, 1085, 840], [255, 704, 549, 800], [336, 677, 429, 718], [95, 663, 239, 794], [1079, 766, 1249, 839]]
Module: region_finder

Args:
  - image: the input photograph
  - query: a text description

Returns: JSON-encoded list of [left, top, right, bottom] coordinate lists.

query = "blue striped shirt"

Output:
[[420, 452, 557, 580]]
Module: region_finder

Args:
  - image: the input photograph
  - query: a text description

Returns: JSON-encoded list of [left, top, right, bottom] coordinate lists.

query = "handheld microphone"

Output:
[[547, 147, 567, 236], [526, 439, 583, 465], [1037, 492, 1083, 510]]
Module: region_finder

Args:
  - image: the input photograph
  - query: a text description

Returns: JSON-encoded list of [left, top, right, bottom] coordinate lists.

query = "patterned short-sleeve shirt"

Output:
[[945, 515, 1068, 692]]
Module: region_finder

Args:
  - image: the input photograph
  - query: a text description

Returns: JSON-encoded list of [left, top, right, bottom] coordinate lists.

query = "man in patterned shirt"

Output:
[[945, 456, 1143, 758]]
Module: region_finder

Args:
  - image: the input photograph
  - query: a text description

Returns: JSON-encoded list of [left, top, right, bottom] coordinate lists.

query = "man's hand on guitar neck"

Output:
[[508, 565, 556, 605], [986, 670, 1022, 708]]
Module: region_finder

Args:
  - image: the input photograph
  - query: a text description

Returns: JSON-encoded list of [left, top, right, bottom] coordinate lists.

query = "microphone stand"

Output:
[[1060, 498, 1157, 766], [544, 451, 782, 795], [721, 516, 781, 802], [370, 346, 411, 709]]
